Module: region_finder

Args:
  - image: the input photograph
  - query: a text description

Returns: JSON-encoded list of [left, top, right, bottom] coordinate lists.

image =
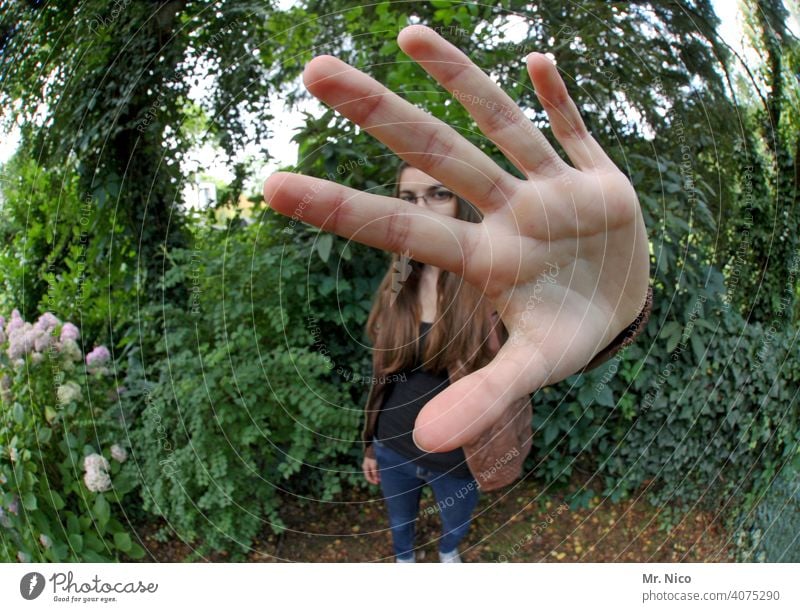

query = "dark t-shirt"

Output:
[[374, 321, 473, 478]]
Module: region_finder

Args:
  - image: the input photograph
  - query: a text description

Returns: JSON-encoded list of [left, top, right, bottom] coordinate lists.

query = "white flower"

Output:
[[39, 534, 52, 548], [17, 551, 30, 563], [84, 470, 112, 493], [31, 351, 44, 364], [84, 453, 110, 473], [56, 381, 82, 405], [59, 338, 83, 363], [83, 453, 112, 493], [110, 444, 128, 463]]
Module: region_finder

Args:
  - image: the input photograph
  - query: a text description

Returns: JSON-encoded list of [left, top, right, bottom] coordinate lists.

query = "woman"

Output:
[[263, 24, 654, 562], [360, 161, 516, 562], [360, 163, 650, 563]]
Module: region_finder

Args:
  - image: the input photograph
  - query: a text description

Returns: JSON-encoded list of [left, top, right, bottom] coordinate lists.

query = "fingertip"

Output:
[[412, 428, 433, 454], [302, 54, 347, 93], [262, 172, 284, 202], [398, 23, 433, 41], [526, 52, 557, 75]]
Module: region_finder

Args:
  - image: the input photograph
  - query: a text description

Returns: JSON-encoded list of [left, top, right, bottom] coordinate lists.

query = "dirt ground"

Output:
[[127, 475, 736, 563]]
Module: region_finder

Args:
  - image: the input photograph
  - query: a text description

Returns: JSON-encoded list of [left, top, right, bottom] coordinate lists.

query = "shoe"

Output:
[[395, 553, 416, 563], [439, 548, 461, 563]]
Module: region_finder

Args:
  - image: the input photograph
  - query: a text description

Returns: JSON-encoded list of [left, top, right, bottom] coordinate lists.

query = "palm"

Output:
[[264, 25, 650, 453]]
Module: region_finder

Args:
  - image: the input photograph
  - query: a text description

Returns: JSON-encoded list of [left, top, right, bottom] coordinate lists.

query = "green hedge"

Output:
[[119, 214, 385, 558]]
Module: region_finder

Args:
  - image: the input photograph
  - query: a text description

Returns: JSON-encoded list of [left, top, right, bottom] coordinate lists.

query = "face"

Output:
[[398, 167, 457, 218]]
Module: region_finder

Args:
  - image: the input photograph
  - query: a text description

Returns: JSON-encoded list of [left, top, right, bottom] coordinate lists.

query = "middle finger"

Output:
[[397, 25, 567, 179], [302, 54, 520, 213]]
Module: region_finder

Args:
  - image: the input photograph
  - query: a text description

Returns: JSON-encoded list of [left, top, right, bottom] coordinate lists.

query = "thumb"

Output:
[[412, 344, 547, 453]]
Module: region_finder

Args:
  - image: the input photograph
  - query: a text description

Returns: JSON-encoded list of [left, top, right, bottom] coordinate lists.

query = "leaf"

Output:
[[85, 532, 106, 552], [44, 406, 58, 423], [666, 331, 681, 353], [596, 384, 615, 408], [49, 491, 65, 510], [93, 494, 110, 527], [543, 423, 559, 446], [316, 233, 333, 262], [68, 533, 83, 553], [22, 492, 37, 510], [690, 334, 705, 364], [126, 542, 147, 560], [577, 384, 595, 408], [114, 532, 132, 552]]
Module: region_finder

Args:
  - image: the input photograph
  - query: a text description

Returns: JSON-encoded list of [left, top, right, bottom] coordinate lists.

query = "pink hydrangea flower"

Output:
[[7, 322, 35, 360], [59, 322, 80, 342], [34, 330, 52, 353], [5, 309, 24, 336], [86, 345, 111, 368], [35, 312, 60, 332]]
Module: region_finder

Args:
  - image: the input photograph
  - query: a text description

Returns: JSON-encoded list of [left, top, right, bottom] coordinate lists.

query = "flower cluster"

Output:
[[110, 444, 128, 463], [83, 453, 112, 493], [1, 309, 92, 370], [56, 381, 82, 406], [86, 345, 111, 375]]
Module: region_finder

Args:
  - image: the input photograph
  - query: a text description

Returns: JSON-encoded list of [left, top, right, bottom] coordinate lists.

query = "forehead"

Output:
[[398, 167, 440, 190]]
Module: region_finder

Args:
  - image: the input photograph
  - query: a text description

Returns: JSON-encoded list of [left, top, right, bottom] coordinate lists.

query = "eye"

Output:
[[430, 189, 453, 201], [399, 194, 416, 203]]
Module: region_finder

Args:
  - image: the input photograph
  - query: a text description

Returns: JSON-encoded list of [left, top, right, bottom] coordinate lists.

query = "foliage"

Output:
[[0, 0, 288, 336], [735, 464, 800, 562], [119, 213, 384, 558], [0, 152, 132, 349], [0, 311, 140, 562]]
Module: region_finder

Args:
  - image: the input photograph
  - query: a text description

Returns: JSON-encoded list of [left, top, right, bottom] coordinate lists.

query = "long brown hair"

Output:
[[365, 161, 498, 376]]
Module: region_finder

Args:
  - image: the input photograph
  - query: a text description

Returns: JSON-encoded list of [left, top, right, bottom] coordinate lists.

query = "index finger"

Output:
[[263, 172, 483, 280]]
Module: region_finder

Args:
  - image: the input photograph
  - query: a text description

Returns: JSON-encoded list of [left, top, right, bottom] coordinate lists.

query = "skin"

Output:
[[264, 24, 651, 458]]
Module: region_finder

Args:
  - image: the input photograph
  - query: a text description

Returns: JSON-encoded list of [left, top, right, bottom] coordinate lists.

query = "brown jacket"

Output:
[[362, 284, 654, 491]]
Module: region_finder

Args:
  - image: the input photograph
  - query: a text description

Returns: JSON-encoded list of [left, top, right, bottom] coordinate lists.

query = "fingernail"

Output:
[[412, 429, 428, 452]]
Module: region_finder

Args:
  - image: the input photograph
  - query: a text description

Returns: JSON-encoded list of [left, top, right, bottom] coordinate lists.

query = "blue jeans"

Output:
[[372, 436, 480, 561]]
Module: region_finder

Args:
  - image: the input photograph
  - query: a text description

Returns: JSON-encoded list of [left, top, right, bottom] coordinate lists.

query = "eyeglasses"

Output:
[[398, 188, 455, 205]]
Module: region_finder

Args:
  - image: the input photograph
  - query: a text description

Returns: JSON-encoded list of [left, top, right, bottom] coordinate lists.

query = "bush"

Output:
[[121, 215, 383, 558], [0, 310, 141, 561], [735, 464, 800, 562]]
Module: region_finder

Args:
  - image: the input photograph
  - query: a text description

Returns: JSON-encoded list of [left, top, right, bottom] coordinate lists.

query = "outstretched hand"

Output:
[[263, 25, 651, 454]]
